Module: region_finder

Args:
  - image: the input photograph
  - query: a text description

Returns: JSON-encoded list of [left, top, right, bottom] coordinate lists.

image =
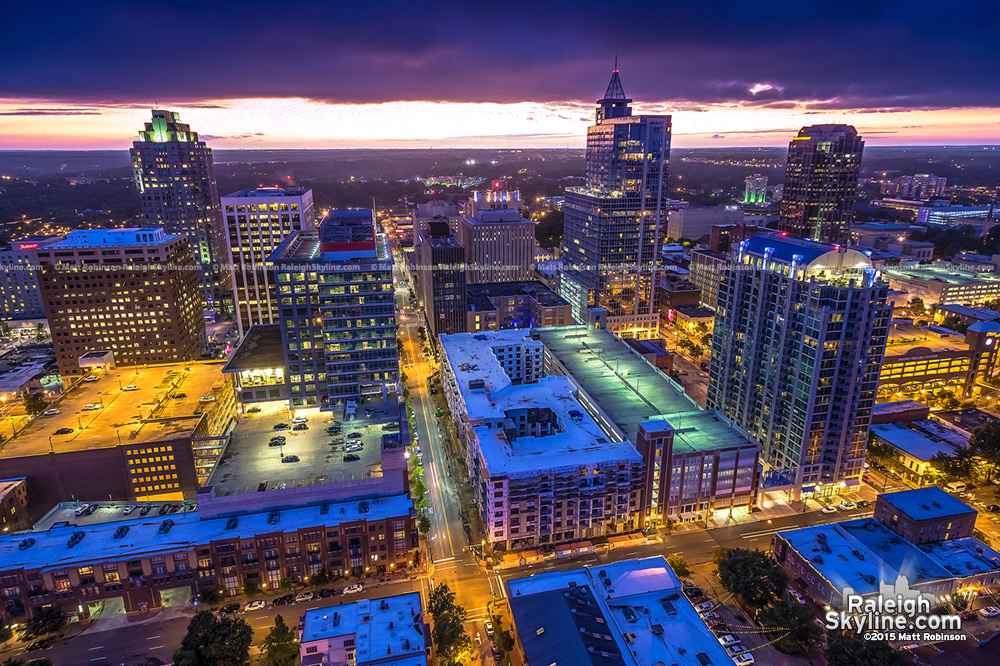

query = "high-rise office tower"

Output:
[[560, 66, 671, 340], [881, 173, 948, 200], [707, 234, 889, 493], [131, 109, 227, 303], [743, 174, 768, 205], [270, 210, 398, 408], [459, 208, 535, 284], [777, 125, 864, 243], [416, 221, 467, 337], [0, 236, 61, 318], [221, 187, 316, 337], [32, 229, 206, 382]]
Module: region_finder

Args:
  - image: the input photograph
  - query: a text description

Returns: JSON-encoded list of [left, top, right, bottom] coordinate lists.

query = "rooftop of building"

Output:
[[623, 338, 670, 358], [690, 247, 730, 261], [506, 556, 735, 666], [300, 592, 425, 664], [672, 305, 715, 320], [884, 264, 1000, 285], [465, 281, 568, 312], [9, 362, 229, 456], [878, 486, 976, 519], [0, 344, 55, 395], [536, 327, 756, 452], [221, 187, 311, 199], [0, 478, 26, 501], [42, 228, 180, 249], [933, 304, 1000, 320], [645, 410, 760, 455], [920, 538, 1000, 578], [870, 420, 968, 463], [871, 400, 930, 422], [883, 324, 968, 358], [0, 493, 414, 572], [223, 324, 286, 373], [463, 210, 530, 225], [741, 234, 873, 272], [933, 408, 999, 433]]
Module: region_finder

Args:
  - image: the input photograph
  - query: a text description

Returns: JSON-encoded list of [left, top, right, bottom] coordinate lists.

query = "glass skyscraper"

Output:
[[131, 109, 228, 303], [559, 67, 671, 340]]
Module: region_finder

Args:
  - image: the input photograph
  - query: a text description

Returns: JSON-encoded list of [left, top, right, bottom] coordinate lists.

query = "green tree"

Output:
[[930, 448, 976, 481], [198, 587, 222, 605], [412, 477, 427, 498], [262, 614, 298, 666], [0, 624, 11, 643], [418, 514, 432, 535], [428, 583, 457, 617], [950, 591, 972, 612], [717, 548, 787, 609], [757, 597, 821, 655], [666, 553, 690, 577], [23, 393, 47, 417], [18, 606, 64, 640], [970, 420, 1000, 481], [0, 322, 11, 338], [243, 580, 260, 598], [428, 584, 470, 659], [173, 611, 253, 666], [34, 323, 45, 341], [825, 632, 902, 666], [311, 569, 331, 587], [277, 578, 292, 591]]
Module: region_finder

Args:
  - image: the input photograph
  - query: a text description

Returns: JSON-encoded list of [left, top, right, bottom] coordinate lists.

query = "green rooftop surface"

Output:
[[537, 327, 756, 452], [884, 265, 1000, 286]]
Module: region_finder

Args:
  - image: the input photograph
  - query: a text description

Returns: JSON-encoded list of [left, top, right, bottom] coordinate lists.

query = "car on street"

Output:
[[293, 423, 308, 431], [960, 610, 978, 620], [246, 406, 261, 413], [83, 375, 99, 383], [139, 505, 152, 515], [273, 595, 295, 606], [274, 423, 290, 430], [347, 432, 363, 439], [199, 396, 216, 402], [54, 427, 73, 435], [245, 600, 266, 612], [694, 602, 715, 614], [292, 416, 308, 424], [42, 408, 59, 416], [839, 501, 857, 511], [343, 454, 361, 462], [345, 443, 363, 452], [733, 652, 755, 666], [281, 455, 300, 463], [700, 612, 719, 621], [789, 590, 807, 604], [484, 619, 494, 637], [821, 506, 838, 514], [173, 392, 187, 399], [83, 403, 102, 411], [725, 645, 749, 658], [986, 504, 1000, 512], [857, 500, 872, 508], [295, 591, 315, 603], [220, 603, 240, 615], [718, 634, 742, 647], [344, 583, 363, 594], [318, 588, 337, 598], [123, 385, 138, 391], [979, 606, 1000, 618]]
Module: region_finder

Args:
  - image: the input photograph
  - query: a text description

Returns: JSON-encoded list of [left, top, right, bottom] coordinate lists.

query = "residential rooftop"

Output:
[[506, 556, 734, 666], [884, 265, 1000, 286], [878, 486, 976, 519], [870, 420, 968, 463], [933, 304, 1000, 321], [0, 493, 414, 572], [0, 478, 26, 502], [466, 280, 568, 311], [222, 186, 310, 199], [300, 592, 426, 665], [740, 233, 873, 271], [43, 228, 179, 249], [223, 324, 285, 372]]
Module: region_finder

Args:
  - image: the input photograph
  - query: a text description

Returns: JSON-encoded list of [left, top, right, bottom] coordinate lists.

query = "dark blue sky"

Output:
[[3, 0, 999, 110]]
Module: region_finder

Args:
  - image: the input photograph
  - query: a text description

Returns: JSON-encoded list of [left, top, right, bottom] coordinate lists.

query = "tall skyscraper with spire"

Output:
[[778, 124, 864, 244], [131, 109, 228, 303], [559, 65, 671, 340]]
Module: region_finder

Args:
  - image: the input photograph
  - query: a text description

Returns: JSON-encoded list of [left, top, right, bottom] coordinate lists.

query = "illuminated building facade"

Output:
[[560, 66, 671, 340], [415, 222, 466, 337], [131, 109, 227, 302], [459, 209, 535, 284], [32, 228, 206, 382], [778, 125, 864, 243], [270, 210, 399, 408], [221, 187, 316, 337], [881, 173, 947, 200], [708, 234, 890, 494], [743, 173, 768, 204], [0, 236, 60, 319]]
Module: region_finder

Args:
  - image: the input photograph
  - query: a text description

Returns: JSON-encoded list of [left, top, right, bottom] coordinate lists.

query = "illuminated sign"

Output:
[[16, 243, 39, 250]]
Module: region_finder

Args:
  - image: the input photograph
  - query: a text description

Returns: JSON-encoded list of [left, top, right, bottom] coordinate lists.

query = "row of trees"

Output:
[[173, 610, 297, 666], [428, 583, 470, 666], [930, 420, 1000, 487]]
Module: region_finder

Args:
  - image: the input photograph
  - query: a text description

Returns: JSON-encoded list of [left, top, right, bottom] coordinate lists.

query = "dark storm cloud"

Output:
[[0, 108, 102, 115], [2, 0, 998, 110]]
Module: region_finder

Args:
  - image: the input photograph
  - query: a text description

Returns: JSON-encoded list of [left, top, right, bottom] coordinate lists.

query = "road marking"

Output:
[[90, 659, 106, 662], [146, 635, 161, 640], [89, 646, 105, 650], [150, 645, 165, 650], [255, 614, 268, 619]]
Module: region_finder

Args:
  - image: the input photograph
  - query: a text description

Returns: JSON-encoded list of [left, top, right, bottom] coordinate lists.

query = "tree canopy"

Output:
[[717, 548, 787, 608], [172, 611, 253, 666]]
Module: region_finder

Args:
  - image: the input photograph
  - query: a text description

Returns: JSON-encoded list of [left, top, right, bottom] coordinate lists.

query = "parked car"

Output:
[[343, 454, 361, 462], [839, 501, 857, 511], [343, 584, 363, 594], [54, 427, 74, 435], [821, 506, 838, 514], [273, 594, 295, 606], [295, 591, 315, 603], [700, 612, 719, 621], [274, 423, 290, 430], [293, 423, 308, 431], [123, 385, 138, 391], [83, 403, 102, 411], [199, 396, 216, 402], [158, 504, 171, 515], [318, 588, 337, 598], [347, 432, 363, 439], [257, 481, 268, 492], [726, 645, 749, 658], [83, 375, 99, 383], [706, 619, 727, 630], [246, 406, 261, 413], [271, 435, 286, 442], [269, 440, 284, 447], [694, 602, 715, 614], [979, 606, 1000, 618], [789, 590, 807, 605], [718, 634, 742, 647], [245, 600, 266, 612], [74, 504, 90, 516], [345, 443, 363, 453], [733, 652, 755, 666], [220, 603, 240, 615], [986, 504, 1000, 512], [139, 505, 152, 516], [682, 586, 702, 598], [173, 392, 187, 399], [292, 416, 308, 424], [857, 500, 872, 508], [960, 610, 978, 620], [123, 505, 137, 515], [484, 619, 494, 637], [281, 455, 300, 463], [42, 408, 59, 416]]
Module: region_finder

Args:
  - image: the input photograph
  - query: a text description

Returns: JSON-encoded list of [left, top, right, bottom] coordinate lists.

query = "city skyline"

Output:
[[2, 1, 1000, 149]]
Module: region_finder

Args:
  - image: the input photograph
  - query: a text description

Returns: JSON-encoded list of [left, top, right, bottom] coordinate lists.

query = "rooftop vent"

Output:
[[226, 517, 239, 530], [113, 526, 130, 539], [67, 531, 86, 548], [18, 538, 35, 551], [158, 519, 174, 535], [268, 511, 280, 525]]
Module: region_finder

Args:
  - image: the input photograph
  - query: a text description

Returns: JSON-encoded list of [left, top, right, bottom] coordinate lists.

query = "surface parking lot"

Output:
[[207, 400, 402, 496]]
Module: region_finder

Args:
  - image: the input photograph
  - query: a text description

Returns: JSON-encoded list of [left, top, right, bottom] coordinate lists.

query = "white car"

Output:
[[83, 375, 99, 383], [343, 584, 363, 594], [123, 385, 138, 392], [979, 606, 1000, 618], [295, 591, 315, 603], [821, 506, 838, 514], [122, 505, 137, 515], [42, 408, 59, 416], [199, 396, 216, 402], [718, 634, 742, 648], [694, 602, 715, 614], [292, 416, 308, 424], [83, 403, 102, 411], [725, 645, 748, 658], [73, 504, 90, 516], [839, 501, 857, 511], [733, 652, 755, 666], [245, 600, 266, 611], [789, 590, 807, 605]]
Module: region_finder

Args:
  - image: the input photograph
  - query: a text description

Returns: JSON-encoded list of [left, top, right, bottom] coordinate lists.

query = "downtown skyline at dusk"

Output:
[[2, 0, 999, 149]]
